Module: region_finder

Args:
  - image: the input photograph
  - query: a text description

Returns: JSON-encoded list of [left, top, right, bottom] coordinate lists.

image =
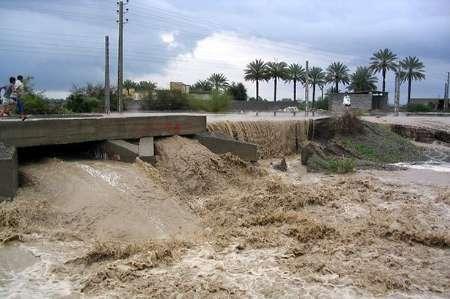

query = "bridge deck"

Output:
[[0, 114, 206, 148]]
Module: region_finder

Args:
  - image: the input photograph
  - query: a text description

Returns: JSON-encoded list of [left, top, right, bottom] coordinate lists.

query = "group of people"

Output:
[[0, 75, 27, 120]]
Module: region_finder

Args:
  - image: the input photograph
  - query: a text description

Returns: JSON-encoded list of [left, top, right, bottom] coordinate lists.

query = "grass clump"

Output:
[[308, 156, 355, 174], [326, 158, 356, 173], [188, 91, 231, 112]]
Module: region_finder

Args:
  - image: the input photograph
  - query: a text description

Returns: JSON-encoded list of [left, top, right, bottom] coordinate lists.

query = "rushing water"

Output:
[[393, 161, 450, 173], [0, 241, 83, 299]]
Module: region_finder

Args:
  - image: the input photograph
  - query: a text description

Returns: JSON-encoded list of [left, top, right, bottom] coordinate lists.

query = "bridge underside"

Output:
[[0, 114, 206, 199]]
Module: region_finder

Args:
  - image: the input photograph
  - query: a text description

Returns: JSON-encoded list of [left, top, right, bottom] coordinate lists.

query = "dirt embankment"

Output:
[[301, 114, 426, 172], [1, 136, 449, 298]]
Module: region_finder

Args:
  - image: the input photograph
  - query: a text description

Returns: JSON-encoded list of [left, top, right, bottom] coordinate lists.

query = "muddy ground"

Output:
[[0, 136, 449, 298]]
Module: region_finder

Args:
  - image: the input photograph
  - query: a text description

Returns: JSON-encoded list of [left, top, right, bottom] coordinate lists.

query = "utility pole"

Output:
[[117, 0, 129, 113], [305, 60, 309, 117], [394, 72, 401, 116], [445, 72, 449, 111], [104, 35, 110, 114]]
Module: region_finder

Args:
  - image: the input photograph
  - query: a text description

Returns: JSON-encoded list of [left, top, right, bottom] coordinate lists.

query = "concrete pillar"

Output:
[[0, 143, 18, 200], [194, 133, 258, 162], [101, 140, 139, 163], [138, 137, 155, 163]]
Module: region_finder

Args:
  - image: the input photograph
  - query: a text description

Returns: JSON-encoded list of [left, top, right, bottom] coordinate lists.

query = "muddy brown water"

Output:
[[0, 133, 449, 298]]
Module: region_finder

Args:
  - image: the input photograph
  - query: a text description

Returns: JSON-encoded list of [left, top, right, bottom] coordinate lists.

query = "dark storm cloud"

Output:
[[0, 0, 448, 99]]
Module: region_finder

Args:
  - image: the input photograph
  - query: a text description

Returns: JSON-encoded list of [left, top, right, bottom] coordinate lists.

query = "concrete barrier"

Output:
[[101, 140, 139, 163], [0, 115, 206, 148], [0, 143, 18, 200], [194, 133, 258, 162], [101, 138, 156, 164]]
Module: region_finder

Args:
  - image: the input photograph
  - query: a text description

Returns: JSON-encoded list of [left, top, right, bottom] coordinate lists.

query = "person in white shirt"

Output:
[[11, 75, 27, 120], [343, 93, 351, 112]]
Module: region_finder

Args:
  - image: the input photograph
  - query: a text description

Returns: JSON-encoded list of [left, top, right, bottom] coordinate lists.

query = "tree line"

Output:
[[243, 49, 425, 105], [190, 73, 247, 101]]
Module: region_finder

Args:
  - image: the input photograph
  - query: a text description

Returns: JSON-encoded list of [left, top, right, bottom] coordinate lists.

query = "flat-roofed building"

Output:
[[170, 82, 190, 94]]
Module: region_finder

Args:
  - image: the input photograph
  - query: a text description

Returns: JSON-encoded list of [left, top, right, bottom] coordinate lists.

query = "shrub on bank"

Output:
[[305, 152, 356, 174], [22, 93, 68, 114], [188, 91, 231, 112], [407, 103, 433, 113], [65, 94, 101, 113], [143, 90, 189, 111]]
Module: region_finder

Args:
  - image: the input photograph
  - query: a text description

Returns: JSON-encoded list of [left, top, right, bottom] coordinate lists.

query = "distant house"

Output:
[[410, 98, 446, 111], [328, 91, 388, 114], [170, 82, 190, 94]]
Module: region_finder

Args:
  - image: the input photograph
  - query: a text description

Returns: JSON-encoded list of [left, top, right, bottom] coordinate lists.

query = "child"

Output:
[[0, 78, 15, 117]]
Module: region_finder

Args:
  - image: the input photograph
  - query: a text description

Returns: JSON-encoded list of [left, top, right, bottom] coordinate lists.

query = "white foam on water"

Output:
[[79, 164, 121, 187], [393, 161, 450, 173], [0, 243, 80, 299]]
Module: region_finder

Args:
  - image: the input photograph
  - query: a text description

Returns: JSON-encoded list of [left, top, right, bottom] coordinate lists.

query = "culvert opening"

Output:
[[18, 141, 104, 164]]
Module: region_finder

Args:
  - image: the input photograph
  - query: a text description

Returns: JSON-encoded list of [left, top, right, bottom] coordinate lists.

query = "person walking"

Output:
[[0, 77, 16, 117], [11, 75, 27, 120]]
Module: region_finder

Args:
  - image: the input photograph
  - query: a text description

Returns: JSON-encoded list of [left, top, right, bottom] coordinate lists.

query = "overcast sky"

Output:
[[0, 0, 449, 103]]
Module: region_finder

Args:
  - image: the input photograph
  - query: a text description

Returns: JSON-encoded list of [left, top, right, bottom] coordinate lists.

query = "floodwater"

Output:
[[0, 241, 83, 298], [1, 133, 449, 298]]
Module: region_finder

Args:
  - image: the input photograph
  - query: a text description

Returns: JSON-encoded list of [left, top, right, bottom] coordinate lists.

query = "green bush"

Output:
[[305, 154, 355, 174], [188, 91, 231, 112], [143, 90, 189, 110], [228, 82, 247, 101], [22, 93, 67, 114], [65, 94, 100, 113], [407, 103, 432, 112]]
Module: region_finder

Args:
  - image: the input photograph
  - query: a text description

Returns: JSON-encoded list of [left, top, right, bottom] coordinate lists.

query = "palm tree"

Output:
[[308, 67, 326, 109], [208, 73, 228, 91], [244, 59, 267, 101], [326, 62, 350, 93], [399, 56, 426, 104], [136, 81, 157, 92], [286, 63, 305, 103], [123, 80, 137, 96], [348, 66, 378, 92], [266, 61, 288, 102], [369, 48, 398, 92], [191, 80, 212, 92]]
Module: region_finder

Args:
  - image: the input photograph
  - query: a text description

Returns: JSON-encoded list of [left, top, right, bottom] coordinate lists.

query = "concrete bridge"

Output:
[[0, 114, 259, 199], [0, 114, 207, 199]]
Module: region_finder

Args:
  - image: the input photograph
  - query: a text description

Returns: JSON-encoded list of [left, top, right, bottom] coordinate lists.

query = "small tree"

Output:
[[265, 61, 288, 102], [326, 62, 350, 93], [208, 73, 228, 91], [286, 63, 305, 103], [123, 80, 137, 96], [244, 59, 267, 101], [348, 66, 378, 92], [369, 48, 398, 92], [228, 82, 247, 101], [399, 56, 426, 104], [308, 67, 326, 109], [191, 80, 213, 92]]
